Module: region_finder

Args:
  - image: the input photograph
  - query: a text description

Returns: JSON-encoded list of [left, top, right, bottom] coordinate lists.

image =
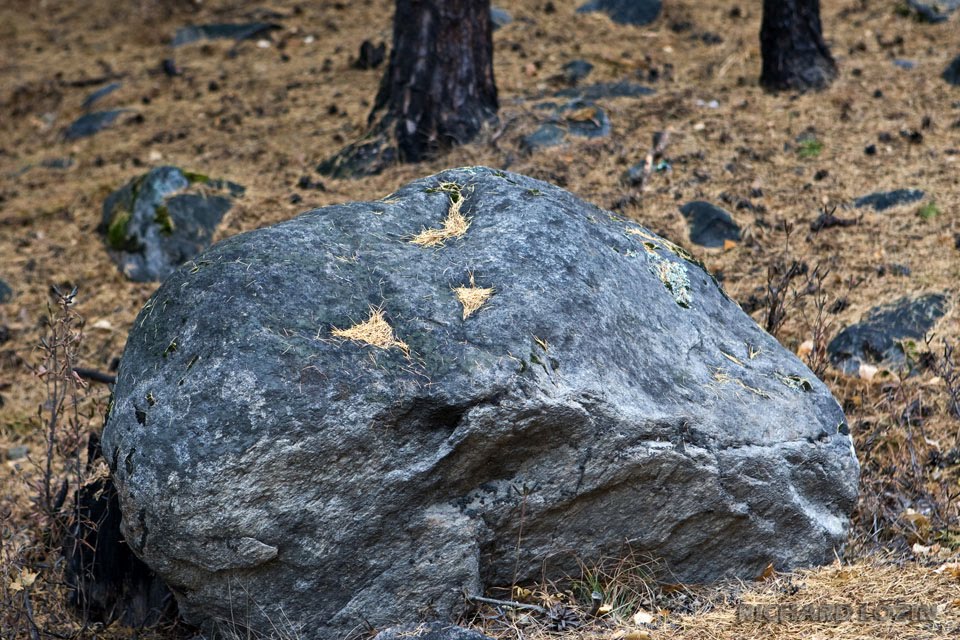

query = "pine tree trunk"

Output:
[[319, 0, 498, 177], [760, 0, 837, 91]]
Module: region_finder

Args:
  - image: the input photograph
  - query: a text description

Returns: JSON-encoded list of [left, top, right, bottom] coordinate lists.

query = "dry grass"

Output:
[[331, 306, 409, 355], [453, 274, 494, 319], [410, 182, 471, 247]]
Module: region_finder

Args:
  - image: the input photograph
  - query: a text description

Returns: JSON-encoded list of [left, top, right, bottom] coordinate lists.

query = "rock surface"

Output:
[[828, 294, 949, 376], [99, 166, 243, 282], [577, 0, 662, 26], [374, 623, 493, 640], [853, 189, 925, 211], [491, 7, 512, 30], [679, 201, 742, 248], [103, 167, 859, 640]]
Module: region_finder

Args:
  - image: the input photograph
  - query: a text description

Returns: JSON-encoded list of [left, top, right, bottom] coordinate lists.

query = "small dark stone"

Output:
[[562, 59, 594, 84], [813, 169, 829, 181], [296, 175, 327, 191], [81, 82, 122, 111], [172, 22, 281, 47], [354, 40, 386, 70], [161, 58, 181, 77], [873, 89, 884, 98], [829, 298, 849, 314], [208, 80, 220, 92], [491, 7, 512, 30], [64, 110, 128, 140], [577, 0, 662, 26], [289, 193, 303, 204], [864, 144, 877, 155], [670, 20, 693, 33], [876, 263, 911, 277], [828, 294, 949, 375], [900, 129, 924, 144], [853, 188, 925, 211], [698, 31, 723, 45], [679, 201, 742, 248], [0, 325, 10, 344], [554, 81, 654, 100], [945, 54, 960, 85]]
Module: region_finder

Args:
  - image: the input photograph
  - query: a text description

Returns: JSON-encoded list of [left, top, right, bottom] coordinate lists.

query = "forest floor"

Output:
[[1, 0, 959, 638]]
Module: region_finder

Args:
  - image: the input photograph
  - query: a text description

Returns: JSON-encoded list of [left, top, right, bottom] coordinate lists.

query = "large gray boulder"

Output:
[[103, 167, 859, 639]]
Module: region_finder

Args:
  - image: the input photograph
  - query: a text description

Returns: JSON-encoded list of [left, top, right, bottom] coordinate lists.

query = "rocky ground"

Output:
[[1, 0, 959, 638]]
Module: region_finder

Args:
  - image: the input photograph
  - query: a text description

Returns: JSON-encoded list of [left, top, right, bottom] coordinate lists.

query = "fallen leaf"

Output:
[[858, 363, 878, 380], [723, 239, 738, 251], [797, 339, 814, 359], [934, 562, 960, 578], [913, 542, 931, 556], [623, 631, 651, 640], [633, 609, 654, 625], [757, 562, 776, 581]]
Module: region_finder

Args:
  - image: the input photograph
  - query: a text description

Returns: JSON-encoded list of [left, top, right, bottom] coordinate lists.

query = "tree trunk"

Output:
[[64, 433, 178, 628], [319, 0, 498, 177], [760, 0, 836, 92]]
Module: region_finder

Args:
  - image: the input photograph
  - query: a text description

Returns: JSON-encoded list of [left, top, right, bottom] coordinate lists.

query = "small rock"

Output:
[[554, 81, 654, 100], [905, 0, 960, 23], [6, 445, 29, 461], [520, 123, 567, 151], [0, 279, 12, 303], [577, 0, 662, 26], [64, 110, 128, 140], [943, 54, 960, 85], [491, 6, 512, 30], [828, 294, 949, 375], [100, 166, 244, 282], [374, 623, 493, 640], [41, 157, 74, 170], [354, 40, 386, 70], [864, 144, 877, 155], [296, 175, 326, 191], [893, 59, 916, 70], [679, 201, 742, 248], [853, 189, 925, 211], [562, 59, 594, 85], [0, 325, 10, 345], [81, 82, 122, 111], [161, 58, 182, 77], [172, 22, 281, 47]]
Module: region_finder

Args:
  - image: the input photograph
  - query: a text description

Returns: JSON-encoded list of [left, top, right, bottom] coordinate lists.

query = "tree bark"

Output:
[[760, 0, 837, 92], [319, 0, 498, 177]]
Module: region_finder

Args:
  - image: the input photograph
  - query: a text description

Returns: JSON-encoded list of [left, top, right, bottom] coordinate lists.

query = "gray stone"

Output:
[[6, 445, 28, 461], [679, 201, 742, 248], [491, 7, 512, 30], [521, 123, 567, 151], [81, 82, 122, 111], [562, 59, 594, 84], [64, 110, 128, 140], [521, 100, 610, 152], [374, 623, 493, 640], [100, 166, 244, 282], [853, 189, 925, 211], [905, 0, 960, 22], [828, 294, 949, 376], [577, 0, 662, 26], [172, 22, 280, 47], [554, 81, 654, 100], [103, 167, 859, 640], [944, 54, 960, 85]]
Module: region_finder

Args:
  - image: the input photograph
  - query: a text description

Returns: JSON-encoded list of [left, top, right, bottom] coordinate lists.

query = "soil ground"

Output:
[[1, 0, 959, 638]]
